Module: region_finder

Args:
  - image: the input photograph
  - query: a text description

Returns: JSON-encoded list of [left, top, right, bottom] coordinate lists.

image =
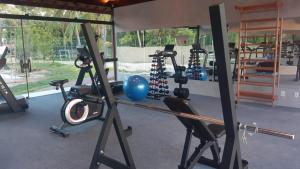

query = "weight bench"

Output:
[[164, 96, 225, 169]]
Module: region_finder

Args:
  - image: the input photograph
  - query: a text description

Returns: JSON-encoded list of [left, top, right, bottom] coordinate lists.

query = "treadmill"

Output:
[[0, 46, 28, 112]]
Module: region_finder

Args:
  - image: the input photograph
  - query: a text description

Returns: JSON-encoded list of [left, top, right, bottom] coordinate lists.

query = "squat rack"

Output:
[[82, 23, 135, 169], [81, 3, 250, 169]]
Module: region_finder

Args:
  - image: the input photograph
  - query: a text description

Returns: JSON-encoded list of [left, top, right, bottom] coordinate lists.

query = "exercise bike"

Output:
[[49, 46, 107, 137], [0, 46, 28, 112]]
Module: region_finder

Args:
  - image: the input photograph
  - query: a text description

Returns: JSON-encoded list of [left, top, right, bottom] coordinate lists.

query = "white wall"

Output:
[[114, 0, 300, 32]]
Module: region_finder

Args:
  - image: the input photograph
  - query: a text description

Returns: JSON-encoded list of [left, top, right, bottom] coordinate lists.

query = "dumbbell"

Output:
[[174, 76, 188, 84], [158, 76, 167, 79], [174, 88, 189, 99], [157, 80, 168, 84], [149, 82, 159, 86], [152, 63, 166, 67], [159, 85, 169, 89], [159, 89, 169, 93], [149, 88, 159, 92], [150, 73, 160, 76], [150, 68, 162, 71], [149, 87, 159, 91], [165, 90, 170, 94], [150, 83, 163, 87], [150, 79, 160, 83], [150, 77, 160, 81], [150, 80, 159, 84]]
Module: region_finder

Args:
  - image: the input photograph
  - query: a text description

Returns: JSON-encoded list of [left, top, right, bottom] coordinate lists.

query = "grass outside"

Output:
[[11, 62, 79, 95]]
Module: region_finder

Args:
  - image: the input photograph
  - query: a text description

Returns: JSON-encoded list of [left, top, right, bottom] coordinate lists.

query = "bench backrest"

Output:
[[163, 96, 216, 141]]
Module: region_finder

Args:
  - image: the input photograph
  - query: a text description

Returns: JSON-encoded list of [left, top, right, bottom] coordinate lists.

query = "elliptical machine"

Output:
[[0, 46, 28, 112], [49, 46, 107, 137]]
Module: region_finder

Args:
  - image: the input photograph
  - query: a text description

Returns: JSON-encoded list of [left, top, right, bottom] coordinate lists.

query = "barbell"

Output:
[[116, 99, 295, 140]]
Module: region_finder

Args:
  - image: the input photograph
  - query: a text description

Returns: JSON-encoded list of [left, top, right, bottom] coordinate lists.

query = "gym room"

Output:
[[0, 0, 298, 169]]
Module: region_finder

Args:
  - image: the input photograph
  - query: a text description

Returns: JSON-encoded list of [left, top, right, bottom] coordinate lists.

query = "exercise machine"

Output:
[[49, 46, 106, 137], [0, 46, 28, 112], [164, 96, 225, 169], [49, 46, 109, 137]]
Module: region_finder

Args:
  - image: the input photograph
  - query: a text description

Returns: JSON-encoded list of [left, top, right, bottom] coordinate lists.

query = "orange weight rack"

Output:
[[235, 1, 283, 105]]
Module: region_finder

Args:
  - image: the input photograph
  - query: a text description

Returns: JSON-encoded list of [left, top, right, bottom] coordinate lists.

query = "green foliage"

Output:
[[228, 32, 238, 43], [11, 62, 79, 95], [0, 4, 112, 61], [117, 28, 198, 47], [11, 62, 115, 95]]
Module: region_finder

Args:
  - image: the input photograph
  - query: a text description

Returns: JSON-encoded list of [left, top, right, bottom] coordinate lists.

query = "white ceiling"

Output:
[[114, 0, 300, 32]]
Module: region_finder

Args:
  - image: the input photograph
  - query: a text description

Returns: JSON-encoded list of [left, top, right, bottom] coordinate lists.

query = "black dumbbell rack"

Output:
[[187, 44, 207, 80], [148, 52, 169, 100]]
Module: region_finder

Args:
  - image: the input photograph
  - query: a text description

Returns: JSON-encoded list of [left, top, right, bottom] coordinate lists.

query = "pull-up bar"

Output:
[[117, 99, 295, 140]]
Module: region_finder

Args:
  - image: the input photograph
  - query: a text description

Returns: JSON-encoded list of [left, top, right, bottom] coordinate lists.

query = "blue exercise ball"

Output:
[[199, 67, 208, 81], [123, 75, 149, 101], [186, 68, 193, 79]]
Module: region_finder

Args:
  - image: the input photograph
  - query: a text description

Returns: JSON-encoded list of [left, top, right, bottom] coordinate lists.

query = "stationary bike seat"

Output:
[[49, 79, 69, 86]]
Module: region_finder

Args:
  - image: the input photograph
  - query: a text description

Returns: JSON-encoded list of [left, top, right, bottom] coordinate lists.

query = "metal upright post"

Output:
[[111, 10, 118, 81], [296, 54, 300, 81], [20, 19, 30, 98], [209, 3, 246, 169]]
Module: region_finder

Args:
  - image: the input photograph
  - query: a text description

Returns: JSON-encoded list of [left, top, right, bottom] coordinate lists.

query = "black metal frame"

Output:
[[0, 47, 28, 112], [0, 0, 113, 14], [82, 23, 135, 169], [0, 13, 113, 25], [0, 74, 27, 112], [209, 3, 247, 169], [296, 54, 300, 81], [111, 10, 118, 81]]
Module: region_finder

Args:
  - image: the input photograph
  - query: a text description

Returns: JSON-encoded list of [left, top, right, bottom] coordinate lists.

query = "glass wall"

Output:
[[0, 18, 28, 96], [116, 27, 198, 80], [117, 27, 219, 80], [0, 18, 112, 97]]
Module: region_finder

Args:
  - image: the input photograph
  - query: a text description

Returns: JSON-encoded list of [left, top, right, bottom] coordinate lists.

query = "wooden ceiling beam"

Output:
[[113, 0, 153, 7], [0, 0, 113, 14]]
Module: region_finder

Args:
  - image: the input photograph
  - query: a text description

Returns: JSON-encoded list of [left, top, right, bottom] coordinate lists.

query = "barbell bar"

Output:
[[117, 99, 295, 140]]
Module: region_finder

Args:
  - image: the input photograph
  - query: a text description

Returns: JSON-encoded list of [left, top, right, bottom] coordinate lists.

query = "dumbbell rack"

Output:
[[148, 52, 169, 100], [187, 44, 207, 80]]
